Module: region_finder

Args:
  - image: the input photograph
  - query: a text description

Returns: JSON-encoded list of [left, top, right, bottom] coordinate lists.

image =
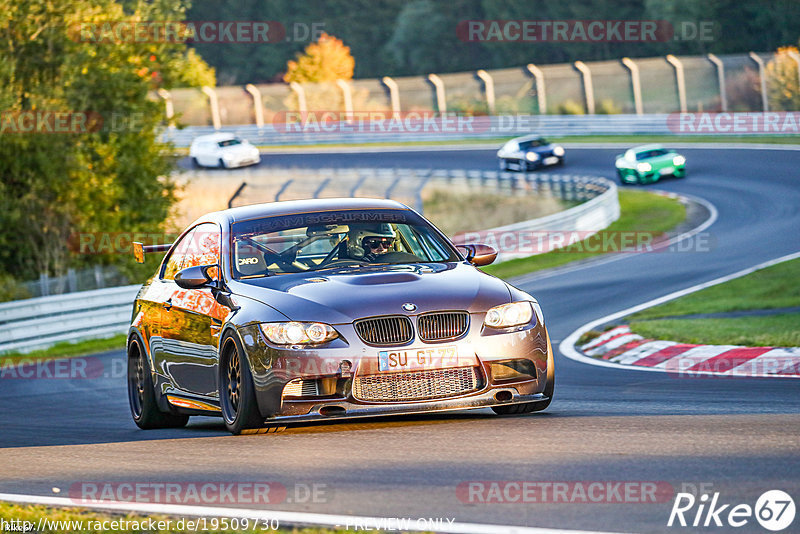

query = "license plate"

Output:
[[659, 166, 674, 175], [378, 345, 459, 372], [543, 156, 559, 165]]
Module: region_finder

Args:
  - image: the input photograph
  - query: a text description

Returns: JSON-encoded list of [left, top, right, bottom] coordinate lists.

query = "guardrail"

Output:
[[0, 285, 139, 354], [0, 170, 617, 355], [467, 175, 619, 263], [165, 114, 676, 147]]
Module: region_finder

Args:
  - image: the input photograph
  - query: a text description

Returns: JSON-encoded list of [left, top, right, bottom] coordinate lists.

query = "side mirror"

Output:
[[175, 264, 218, 289], [456, 243, 498, 267]]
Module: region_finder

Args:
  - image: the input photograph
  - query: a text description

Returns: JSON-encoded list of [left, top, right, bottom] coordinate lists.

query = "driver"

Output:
[[346, 224, 397, 262]]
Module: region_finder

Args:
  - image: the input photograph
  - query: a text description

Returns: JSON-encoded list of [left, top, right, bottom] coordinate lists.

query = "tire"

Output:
[[219, 333, 263, 435], [191, 157, 200, 168], [492, 332, 554, 415], [127, 337, 189, 429], [218, 158, 227, 169]]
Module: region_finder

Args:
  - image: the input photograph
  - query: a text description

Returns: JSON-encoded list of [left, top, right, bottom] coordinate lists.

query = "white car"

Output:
[[189, 133, 261, 169]]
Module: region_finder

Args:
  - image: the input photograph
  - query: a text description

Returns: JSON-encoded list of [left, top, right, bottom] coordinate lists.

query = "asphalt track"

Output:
[[2, 147, 800, 533]]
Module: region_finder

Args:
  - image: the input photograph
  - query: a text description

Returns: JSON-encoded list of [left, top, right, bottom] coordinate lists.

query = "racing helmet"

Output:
[[346, 223, 397, 259]]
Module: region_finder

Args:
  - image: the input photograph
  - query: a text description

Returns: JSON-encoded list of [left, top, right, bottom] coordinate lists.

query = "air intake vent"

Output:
[[282, 379, 319, 398], [353, 367, 480, 402], [354, 315, 414, 346], [418, 312, 469, 341]]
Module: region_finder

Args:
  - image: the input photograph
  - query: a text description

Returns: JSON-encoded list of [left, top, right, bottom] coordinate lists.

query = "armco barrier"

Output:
[[0, 285, 140, 354], [0, 171, 617, 354], [474, 176, 619, 263], [164, 114, 674, 147]]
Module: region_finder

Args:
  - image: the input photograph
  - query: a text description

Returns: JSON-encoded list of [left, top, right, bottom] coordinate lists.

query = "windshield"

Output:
[[218, 138, 243, 147], [519, 138, 546, 149], [231, 209, 460, 278], [636, 149, 668, 160]]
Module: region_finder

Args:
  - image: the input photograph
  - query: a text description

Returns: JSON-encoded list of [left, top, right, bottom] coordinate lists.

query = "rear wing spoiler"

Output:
[[132, 242, 172, 263]]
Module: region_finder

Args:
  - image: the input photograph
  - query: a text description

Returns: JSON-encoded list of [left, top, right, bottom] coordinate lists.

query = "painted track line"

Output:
[[0, 492, 627, 534], [559, 251, 800, 378]]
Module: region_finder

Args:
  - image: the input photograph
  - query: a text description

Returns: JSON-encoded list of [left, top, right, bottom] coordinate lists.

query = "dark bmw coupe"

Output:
[[497, 134, 566, 171], [128, 198, 554, 434]]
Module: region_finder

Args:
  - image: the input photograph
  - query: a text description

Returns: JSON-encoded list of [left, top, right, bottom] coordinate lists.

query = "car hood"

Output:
[[230, 262, 512, 324]]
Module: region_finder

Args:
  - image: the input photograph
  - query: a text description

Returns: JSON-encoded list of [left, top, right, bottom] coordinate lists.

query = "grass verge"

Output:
[[0, 334, 127, 364], [482, 190, 686, 279], [620, 258, 800, 348], [629, 314, 800, 347], [0, 502, 357, 533], [629, 259, 800, 320]]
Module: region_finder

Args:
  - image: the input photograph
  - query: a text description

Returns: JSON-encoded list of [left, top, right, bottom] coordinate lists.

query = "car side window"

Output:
[[182, 223, 221, 278], [161, 228, 196, 281]]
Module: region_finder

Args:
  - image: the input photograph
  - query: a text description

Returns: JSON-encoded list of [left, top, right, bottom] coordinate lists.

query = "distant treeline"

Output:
[[186, 0, 800, 84]]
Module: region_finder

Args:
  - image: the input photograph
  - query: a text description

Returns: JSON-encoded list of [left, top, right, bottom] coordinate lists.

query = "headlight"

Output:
[[673, 155, 686, 166], [525, 152, 540, 161], [484, 302, 534, 329], [260, 322, 338, 345], [553, 146, 565, 156], [636, 162, 652, 173]]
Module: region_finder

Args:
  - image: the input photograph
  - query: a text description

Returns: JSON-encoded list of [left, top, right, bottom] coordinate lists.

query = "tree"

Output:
[[283, 32, 354, 84], [766, 46, 800, 111], [0, 0, 215, 281]]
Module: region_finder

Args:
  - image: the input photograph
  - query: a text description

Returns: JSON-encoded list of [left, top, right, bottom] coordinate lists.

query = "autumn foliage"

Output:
[[284, 33, 355, 84], [766, 46, 800, 111]]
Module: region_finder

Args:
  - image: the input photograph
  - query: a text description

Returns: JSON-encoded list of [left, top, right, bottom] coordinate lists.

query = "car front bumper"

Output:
[[502, 156, 563, 170], [238, 319, 551, 422]]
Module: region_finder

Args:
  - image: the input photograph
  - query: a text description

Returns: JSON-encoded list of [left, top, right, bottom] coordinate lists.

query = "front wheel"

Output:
[[219, 333, 263, 435], [127, 337, 189, 429]]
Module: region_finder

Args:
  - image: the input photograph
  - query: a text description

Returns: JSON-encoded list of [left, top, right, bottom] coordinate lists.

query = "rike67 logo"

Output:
[[668, 490, 795, 531]]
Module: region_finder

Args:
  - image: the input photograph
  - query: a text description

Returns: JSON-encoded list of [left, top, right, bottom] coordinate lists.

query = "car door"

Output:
[[197, 141, 214, 167], [150, 227, 196, 389], [160, 223, 228, 397]]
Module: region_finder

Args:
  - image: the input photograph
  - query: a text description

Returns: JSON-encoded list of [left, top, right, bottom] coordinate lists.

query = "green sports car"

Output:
[[614, 144, 686, 184]]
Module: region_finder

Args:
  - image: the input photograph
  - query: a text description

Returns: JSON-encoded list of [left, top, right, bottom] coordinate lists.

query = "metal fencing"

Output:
[[160, 51, 786, 132], [224, 167, 613, 214], [18, 266, 130, 299]]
